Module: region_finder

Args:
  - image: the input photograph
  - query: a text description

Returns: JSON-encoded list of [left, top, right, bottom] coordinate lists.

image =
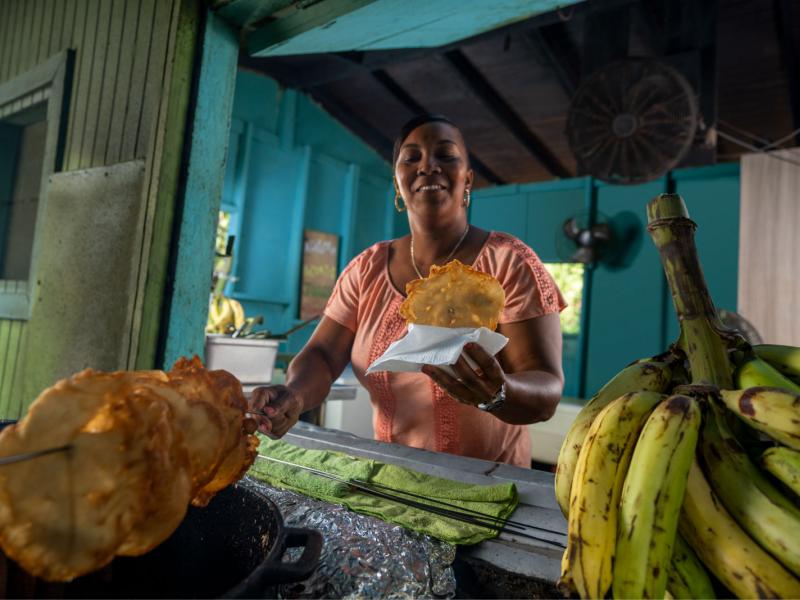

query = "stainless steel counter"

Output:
[[282, 421, 567, 589]]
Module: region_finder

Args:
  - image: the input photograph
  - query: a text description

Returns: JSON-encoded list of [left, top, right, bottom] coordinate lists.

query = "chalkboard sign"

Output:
[[300, 230, 339, 320]]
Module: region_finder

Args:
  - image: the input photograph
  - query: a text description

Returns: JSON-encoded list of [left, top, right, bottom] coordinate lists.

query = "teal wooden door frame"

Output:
[[159, 10, 239, 368]]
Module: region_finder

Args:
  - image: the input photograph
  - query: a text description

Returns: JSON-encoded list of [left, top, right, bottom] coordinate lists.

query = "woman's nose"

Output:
[[417, 153, 442, 174]]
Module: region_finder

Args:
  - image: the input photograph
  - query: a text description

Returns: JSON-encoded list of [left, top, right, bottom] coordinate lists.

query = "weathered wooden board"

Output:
[[20, 160, 146, 408]]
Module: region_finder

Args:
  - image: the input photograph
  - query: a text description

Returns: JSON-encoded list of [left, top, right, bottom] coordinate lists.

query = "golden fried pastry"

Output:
[[400, 259, 505, 329], [0, 357, 258, 582], [0, 374, 163, 581]]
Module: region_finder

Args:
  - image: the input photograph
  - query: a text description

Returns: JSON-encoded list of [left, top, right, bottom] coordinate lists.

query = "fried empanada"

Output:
[[400, 259, 505, 329]]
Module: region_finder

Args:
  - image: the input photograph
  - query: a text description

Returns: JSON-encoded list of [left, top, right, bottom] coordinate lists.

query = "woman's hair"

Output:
[[391, 113, 468, 166]]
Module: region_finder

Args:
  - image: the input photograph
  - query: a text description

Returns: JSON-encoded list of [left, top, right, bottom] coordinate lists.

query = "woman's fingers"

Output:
[[422, 365, 479, 405], [423, 343, 506, 406], [248, 385, 303, 437], [463, 342, 505, 385]]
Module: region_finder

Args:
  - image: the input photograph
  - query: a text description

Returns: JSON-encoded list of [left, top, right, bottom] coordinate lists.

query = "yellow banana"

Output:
[[558, 391, 664, 599], [762, 446, 800, 499], [754, 344, 800, 379], [735, 356, 800, 394], [666, 533, 716, 600], [679, 460, 800, 599], [554, 360, 673, 517], [720, 387, 800, 450], [700, 408, 800, 576], [614, 395, 701, 599], [230, 298, 246, 330]]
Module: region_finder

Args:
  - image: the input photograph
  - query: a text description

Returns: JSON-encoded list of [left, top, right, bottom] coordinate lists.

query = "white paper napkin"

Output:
[[365, 323, 509, 375]]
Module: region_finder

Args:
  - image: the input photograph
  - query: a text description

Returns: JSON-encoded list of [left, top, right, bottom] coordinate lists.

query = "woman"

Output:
[[251, 114, 565, 467]]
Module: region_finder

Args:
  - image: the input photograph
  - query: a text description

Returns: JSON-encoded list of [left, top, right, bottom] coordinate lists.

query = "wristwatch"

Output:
[[478, 382, 506, 413]]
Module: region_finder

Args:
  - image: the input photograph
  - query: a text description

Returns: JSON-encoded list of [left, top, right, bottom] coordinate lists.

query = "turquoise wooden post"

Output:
[[576, 177, 596, 400], [286, 146, 312, 326], [340, 163, 360, 271], [161, 11, 239, 368]]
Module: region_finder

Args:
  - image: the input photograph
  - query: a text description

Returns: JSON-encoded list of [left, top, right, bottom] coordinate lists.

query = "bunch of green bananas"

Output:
[[206, 294, 246, 334], [555, 194, 800, 599]]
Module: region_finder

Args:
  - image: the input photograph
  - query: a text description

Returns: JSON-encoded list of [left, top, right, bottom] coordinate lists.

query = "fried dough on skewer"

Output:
[[134, 370, 227, 492], [399, 259, 505, 329], [0, 356, 259, 582], [0, 377, 158, 581]]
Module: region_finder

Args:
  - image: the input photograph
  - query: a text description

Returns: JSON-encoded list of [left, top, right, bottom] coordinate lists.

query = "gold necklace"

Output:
[[410, 224, 470, 279]]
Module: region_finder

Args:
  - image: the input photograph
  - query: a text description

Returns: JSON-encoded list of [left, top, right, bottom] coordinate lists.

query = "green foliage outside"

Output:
[[545, 262, 584, 336]]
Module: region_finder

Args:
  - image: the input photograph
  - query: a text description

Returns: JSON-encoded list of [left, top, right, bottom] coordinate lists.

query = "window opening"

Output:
[[1, 115, 47, 280]]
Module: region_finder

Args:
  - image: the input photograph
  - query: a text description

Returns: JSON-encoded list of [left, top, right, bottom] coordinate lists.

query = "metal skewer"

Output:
[[0, 444, 72, 466], [256, 454, 566, 549]]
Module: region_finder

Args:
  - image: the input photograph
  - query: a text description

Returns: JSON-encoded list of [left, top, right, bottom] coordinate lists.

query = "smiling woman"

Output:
[[250, 114, 567, 468]]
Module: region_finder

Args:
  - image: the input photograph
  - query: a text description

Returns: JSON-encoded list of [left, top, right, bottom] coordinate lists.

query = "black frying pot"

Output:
[[0, 420, 321, 599]]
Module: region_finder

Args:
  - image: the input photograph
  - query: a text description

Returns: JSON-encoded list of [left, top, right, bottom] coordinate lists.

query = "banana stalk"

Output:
[[646, 194, 733, 389]]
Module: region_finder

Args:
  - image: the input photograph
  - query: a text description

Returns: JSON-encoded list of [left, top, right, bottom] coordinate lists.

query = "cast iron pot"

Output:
[[0, 420, 322, 599]]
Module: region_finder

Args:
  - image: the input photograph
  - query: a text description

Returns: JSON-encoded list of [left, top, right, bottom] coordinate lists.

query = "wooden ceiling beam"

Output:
[[442, 49, 571, 178], [526, 23, 580, 97], [370, 69, 505, 185], [775, 0, 800, 145], [309, 88, 394, 162]]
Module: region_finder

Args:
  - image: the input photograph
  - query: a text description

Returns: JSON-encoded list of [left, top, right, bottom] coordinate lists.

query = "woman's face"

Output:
[[394, 122, 474, 221]]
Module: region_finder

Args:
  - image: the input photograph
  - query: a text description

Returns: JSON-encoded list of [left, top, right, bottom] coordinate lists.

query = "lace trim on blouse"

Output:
[[366, 296, 406, 442]]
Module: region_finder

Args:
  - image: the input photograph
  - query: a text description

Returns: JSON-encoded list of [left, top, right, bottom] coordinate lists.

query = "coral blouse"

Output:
[[323, 231, 566, 467]]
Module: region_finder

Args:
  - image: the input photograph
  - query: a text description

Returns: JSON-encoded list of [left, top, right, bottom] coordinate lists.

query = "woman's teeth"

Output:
[[420, 184, 444, 191]]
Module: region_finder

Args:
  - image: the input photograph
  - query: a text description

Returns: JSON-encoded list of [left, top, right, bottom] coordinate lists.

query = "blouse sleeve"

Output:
[[495, 236, 567, 324], [322, 251, 365, 333]]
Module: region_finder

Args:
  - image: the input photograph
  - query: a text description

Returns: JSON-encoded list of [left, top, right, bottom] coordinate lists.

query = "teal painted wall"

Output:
[[471, 164, 741, 399], [222, 69, 394, 354]]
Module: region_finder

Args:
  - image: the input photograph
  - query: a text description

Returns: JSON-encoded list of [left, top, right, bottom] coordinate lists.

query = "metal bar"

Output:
[[256, 454, 565, 548], [356, 478, 534, 531], [0, 444, 71, 466]]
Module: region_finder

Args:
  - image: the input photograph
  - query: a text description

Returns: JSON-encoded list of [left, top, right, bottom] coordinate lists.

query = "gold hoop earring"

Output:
[[395, 191, 406, 212], [463, 188, 471, 207]]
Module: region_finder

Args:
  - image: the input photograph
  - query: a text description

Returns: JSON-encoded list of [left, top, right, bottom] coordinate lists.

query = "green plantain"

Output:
[[700, 408, 800, 576], [734, 356, 800, 394], [762, 446, 800, 499], [666, 532, 716, 600], [679, 460, 800, 599], [754, 344, 800, 379], [558, 391, 664, 599], [614, 395, 701, 599], [720, 387, 800, 450], [554, 360, 673, 517]]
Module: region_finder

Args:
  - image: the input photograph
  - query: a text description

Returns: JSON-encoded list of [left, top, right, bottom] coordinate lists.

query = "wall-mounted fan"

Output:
[[556, 209, 644, 268], [566, 58, 699, 184], [557, 211, 613, 265]]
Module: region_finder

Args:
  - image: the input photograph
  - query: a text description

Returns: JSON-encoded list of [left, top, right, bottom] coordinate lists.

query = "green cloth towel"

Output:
[[248, 434, 518, 545]]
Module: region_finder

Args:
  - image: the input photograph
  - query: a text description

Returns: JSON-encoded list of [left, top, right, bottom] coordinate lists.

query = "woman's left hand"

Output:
[[421, 342, 506, 407]]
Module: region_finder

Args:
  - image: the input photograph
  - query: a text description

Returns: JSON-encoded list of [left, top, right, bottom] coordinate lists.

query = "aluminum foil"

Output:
[[246, 479, 457, 599]]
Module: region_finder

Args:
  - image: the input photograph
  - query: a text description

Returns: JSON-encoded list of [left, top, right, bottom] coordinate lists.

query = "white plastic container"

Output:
[[205, 335, 279, 384]]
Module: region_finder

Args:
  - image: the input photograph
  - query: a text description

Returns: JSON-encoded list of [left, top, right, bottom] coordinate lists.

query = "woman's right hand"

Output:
[[249, 385, 305, 438]]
